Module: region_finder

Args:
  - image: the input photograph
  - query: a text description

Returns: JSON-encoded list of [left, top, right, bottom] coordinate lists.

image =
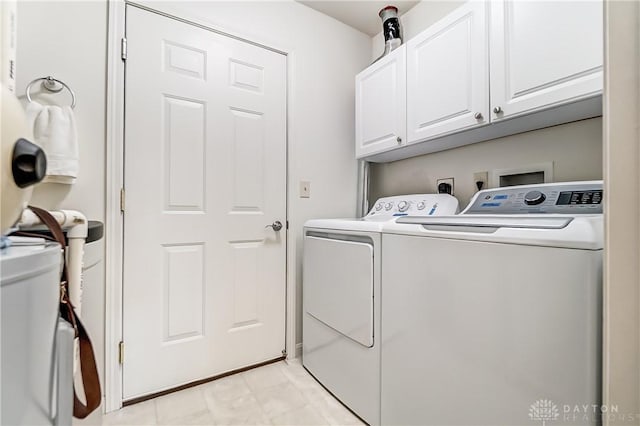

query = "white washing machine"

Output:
[[303, 194, 459, 425], [381, 181, 603, 426]]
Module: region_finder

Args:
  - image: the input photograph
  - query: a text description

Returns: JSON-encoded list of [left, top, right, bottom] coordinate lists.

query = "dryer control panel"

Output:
[[463, 181, 603, 214], [365, 194, 459, 219]]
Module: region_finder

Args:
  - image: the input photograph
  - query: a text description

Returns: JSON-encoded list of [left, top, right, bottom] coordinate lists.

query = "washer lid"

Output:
[[384, 214, 603, 250], [397, 216, 574, 229]]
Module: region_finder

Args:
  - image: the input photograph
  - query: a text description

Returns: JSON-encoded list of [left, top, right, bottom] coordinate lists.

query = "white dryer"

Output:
[[303, 194, 459, 425], [381, 181, 603, 426]]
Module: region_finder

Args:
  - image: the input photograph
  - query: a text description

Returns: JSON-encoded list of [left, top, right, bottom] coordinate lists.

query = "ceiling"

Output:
[[296, 1, 420, 36]]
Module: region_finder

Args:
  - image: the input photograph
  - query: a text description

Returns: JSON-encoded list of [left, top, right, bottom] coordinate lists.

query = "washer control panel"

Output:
[[366, 194, 459, 219], [464, 181, 603, 214]]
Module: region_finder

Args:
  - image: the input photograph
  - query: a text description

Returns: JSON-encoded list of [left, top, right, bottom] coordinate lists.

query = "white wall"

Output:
[[16, 1, 107, 221], [15, 2, 108, 421], [369, 0, 603, 207], [371, 118, 603, 206]]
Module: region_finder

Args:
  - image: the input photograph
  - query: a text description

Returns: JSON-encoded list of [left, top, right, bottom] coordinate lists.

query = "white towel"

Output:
[[26, 101, 79, 184]]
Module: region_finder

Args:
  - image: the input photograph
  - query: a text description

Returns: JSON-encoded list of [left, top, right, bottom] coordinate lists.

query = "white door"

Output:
[[355, 46, 406, 159], [490, 0, 603, 121], [122, 6, 287, 399], [406, 1, 488, 143]]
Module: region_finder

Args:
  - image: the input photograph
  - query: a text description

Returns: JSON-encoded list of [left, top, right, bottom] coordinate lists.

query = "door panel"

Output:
[[123, 6, 286, 399], [163, 96, 206, 212], [490, 0, 603, 120], [162, 243, 204, 342], [406, 1, 488, 143]]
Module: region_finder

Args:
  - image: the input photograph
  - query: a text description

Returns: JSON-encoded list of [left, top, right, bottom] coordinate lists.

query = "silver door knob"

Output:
[[493, 106, 502, 114], [396, 136, 402, 144], [266, 220, 283, 231], [474, 112, 483, 120]]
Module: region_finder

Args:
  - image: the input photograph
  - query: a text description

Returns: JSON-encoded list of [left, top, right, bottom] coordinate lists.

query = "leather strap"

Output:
[[25, 206, 102, 418]]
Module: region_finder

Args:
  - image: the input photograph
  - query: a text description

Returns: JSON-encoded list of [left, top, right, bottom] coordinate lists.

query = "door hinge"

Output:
[[282, 348, 287, 358], [286, 220, 289, 230], [120, 188, 125, 213], [121, 37, 127, 61], [118, 341, 125, 364]]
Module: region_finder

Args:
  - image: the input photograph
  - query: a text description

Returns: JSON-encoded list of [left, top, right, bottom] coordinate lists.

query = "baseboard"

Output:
[[122, 356, 285, 406]]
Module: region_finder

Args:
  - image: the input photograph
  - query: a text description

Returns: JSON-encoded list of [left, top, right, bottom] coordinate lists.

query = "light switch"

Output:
[[300, 181, 310, 198]]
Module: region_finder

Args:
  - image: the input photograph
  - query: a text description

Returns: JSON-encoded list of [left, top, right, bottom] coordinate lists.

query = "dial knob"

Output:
[[417, 202, 426, 210], [12, 138, 47, 188], [398, 201, 409, 212], [375, 202, 383, 211], [524, 190, 546, 205], [385, 202, 393, 211]]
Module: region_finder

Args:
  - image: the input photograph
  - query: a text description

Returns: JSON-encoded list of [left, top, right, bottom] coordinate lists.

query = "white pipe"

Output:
[[67, 238, 85, 316], [18, 209, 87, 314], [18, 209, 87, 374], [356, 160, 370, 217]]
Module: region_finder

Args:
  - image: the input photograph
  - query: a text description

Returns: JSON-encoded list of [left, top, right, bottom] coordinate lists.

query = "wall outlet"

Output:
[[299, 181, 311, 198], [473, 171, 488, 192], [436, 177, 454, 195]]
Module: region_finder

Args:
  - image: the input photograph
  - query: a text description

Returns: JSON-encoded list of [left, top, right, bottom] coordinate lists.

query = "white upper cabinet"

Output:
[[406, 1, 489, 143], [354, 0, 603, 162], [355, 46, 406, 159], [489, 0, 603, 121]]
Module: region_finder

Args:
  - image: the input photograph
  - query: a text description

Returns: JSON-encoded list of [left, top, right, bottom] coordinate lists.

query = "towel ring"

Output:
[[25, 76, 76, 109]]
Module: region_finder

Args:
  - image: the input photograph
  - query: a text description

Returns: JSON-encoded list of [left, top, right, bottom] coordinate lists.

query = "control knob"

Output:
[[417, 202, 425, 210], [385, 202, 394, 211], [375, 202, 383, 211], [398, 201, 409, 212], [524, 190, 546, 205]]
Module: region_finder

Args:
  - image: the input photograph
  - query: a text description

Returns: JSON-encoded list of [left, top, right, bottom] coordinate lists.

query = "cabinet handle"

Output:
[[493, 106, 503, 114], [474, 112, 483, 120], [396, 136, 402, 144]]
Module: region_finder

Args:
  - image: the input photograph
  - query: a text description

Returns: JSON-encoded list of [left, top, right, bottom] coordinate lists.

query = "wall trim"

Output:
[[104, 0, 126, 413], [105, 1, 298, 411], [602, 0, 640, 421]]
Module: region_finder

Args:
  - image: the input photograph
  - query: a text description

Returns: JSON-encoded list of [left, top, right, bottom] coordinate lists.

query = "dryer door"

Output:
[[303, 235, 374, 347]]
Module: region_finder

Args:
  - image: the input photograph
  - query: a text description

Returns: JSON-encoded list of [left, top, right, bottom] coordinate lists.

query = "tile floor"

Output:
[[98, 359, 365, 426]]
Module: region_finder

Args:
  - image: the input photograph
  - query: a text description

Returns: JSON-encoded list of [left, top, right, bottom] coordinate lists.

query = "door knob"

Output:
[[493, 106, 503, 114], [474, 112, 483, 120], [266, 221, 283, 231]]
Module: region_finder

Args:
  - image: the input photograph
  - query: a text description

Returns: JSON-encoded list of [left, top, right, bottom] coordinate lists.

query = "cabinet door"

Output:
[[355, 46, 406, 158], [406, 1, 489, 144], [490, 0, 603, 121]]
